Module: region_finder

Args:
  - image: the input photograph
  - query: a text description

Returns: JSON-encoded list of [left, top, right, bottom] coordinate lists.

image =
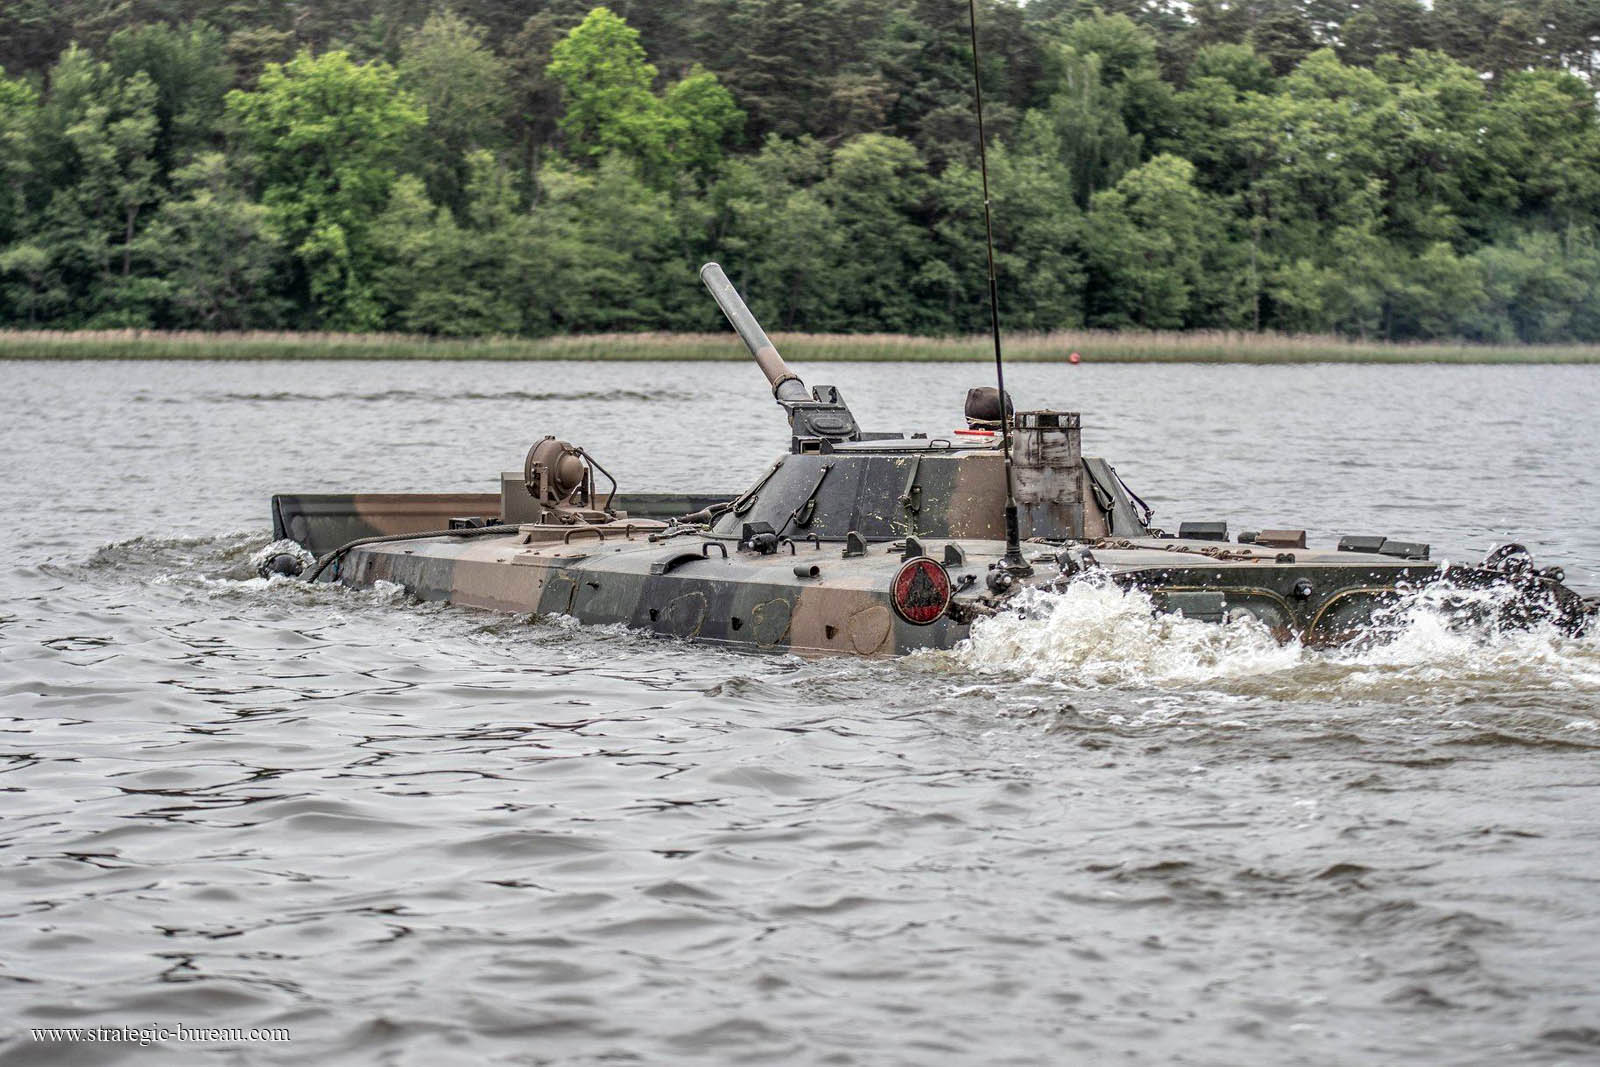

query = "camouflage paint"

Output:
[[273, 491, 736, 557], [339, 528, 979, 657], [320, 524, 1591, 657]]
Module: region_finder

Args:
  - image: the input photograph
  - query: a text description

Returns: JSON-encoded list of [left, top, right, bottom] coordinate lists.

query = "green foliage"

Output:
[[2, 1, 1600, 343], [818, 134, 934, 332], [106, 22, 229, 175], [1054, 52, 1143, 207], [710, 0, 893, 144], [546, 8, 660, 166], [141, 153, 289, 329], [29, 46, 163, 325], [226, 49, 425, 329], [929, 116, 1086, 332], [525, 155, 683, 331], [371, 171, 523, 336], [546, 8, 741, 186], [710, 136, 843, 331], [399, 11, 512, 217], [0, 69, 38, 250], [0, 240, 61, 325], [662, 67, 745, 181], [1189, 42, 1275, 94], [1085, 154, 1239, 329]]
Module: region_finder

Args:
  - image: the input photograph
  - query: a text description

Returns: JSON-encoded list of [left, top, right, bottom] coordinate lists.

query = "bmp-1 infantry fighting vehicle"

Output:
[[264, 264, 1596, 656]]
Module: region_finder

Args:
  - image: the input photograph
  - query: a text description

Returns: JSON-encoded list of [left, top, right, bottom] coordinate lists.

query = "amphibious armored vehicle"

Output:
[[266, 265, 1595, 656]]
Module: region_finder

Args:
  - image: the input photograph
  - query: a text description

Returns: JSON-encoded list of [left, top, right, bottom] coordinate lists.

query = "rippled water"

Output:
[[3, 360, 1600, 1066]]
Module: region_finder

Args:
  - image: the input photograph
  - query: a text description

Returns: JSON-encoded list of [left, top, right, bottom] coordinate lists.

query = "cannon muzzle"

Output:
[[700, 263, 809, 404]]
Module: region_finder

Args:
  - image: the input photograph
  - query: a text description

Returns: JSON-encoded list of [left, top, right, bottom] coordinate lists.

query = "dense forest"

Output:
[[2, 1, 1600, 341]]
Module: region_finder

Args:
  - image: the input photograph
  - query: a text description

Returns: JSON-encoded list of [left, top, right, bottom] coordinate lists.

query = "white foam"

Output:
[[952, 577, 1600, 703], [954, 578, 1303, 687], [247, 538, 315, 579], [369, 579, 410, 604]]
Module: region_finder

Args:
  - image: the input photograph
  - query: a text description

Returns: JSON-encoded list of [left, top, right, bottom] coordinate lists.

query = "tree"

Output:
[[546, 8, 664, 168], [706, 0, 891, 144], [399, 11, 511, 217], [546, 7, 741, 187], [1031, 13, 1175, 207], [226, 49, 425, 329], [709, 135, 842, 330], [1469, 231, 1589, 342], [0, 0, 76, 78], [1034, 48, 1142, 209], [1189, 41, 1276, 94], [1249, 2, 1318, 75], [503, 9, 584, 186], [661, 66, 745, 181], [1085, 154, 1239, 329], [929, 114, 1086, 332], [0, 241, 63, 324], [1335, 0, 1430, 66], [106, 21, 230, 177], [819, 134, 934, 332], [140, 152, 289, 328], [1482, 69, 1600, 232], [29, 45, 164, 325], [873, 0, 1037, 167], [1429, 0, 1541, 81], [0, 68, 37, 248], [0, 0, 1598, 341], [523, 154, 682, 332], [371, 156, 528, 336], [1384, 241, 1487, 338]]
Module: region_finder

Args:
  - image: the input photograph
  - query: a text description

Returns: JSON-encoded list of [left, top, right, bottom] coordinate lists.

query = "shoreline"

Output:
[[2, 329, 1598, 364]]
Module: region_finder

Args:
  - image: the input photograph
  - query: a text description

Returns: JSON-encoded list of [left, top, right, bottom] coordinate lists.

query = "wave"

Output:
[[79, 530, 269, 580], [951, 577, 1600, 706]]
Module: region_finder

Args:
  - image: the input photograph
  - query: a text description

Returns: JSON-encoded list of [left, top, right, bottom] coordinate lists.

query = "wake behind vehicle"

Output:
[[264, 265, 1595, 655]]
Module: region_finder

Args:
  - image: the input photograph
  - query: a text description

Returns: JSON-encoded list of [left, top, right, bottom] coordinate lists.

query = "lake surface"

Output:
[[2, 359, 1599, 1066]]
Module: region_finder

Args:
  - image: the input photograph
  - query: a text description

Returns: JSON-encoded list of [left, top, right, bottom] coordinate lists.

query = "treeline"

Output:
[[2, 1, 1600, 341]]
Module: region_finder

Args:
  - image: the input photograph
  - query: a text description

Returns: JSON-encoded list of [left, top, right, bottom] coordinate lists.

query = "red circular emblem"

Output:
[[891, 557, 952, 625]]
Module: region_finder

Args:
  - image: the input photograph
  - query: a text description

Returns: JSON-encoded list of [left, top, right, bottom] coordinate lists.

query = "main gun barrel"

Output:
[[700, 263, 809, 403]]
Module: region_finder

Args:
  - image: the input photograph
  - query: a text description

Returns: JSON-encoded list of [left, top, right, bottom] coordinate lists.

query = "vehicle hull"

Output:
[[339, 528, 976, 656], [322, 528, 1587, 656]]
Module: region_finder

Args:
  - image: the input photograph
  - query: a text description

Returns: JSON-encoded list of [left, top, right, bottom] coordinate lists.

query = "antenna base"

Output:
[[999, 551, 1033, 576], [986, 502, 1034, 593]]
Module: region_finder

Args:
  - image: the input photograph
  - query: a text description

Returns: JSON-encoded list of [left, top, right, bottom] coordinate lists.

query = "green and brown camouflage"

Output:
[[267, 264, 1596, 655], [272, 491, 732, 557]]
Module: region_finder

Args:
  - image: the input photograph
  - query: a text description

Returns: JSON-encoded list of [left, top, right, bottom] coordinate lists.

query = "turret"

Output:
[[698, 261, 1148, 546]]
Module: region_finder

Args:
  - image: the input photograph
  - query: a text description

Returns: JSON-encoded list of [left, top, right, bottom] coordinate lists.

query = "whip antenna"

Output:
[[968, 0, 1031, 584]]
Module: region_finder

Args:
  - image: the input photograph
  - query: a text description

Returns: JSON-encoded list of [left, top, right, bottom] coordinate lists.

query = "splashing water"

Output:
[[1318, 579, 1600, 702], [952, 579, 1303, 686], [249, 537, 315, 576], [954, 577, 1600, 705]]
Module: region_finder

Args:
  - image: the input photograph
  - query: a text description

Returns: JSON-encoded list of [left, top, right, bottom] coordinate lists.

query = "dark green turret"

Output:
[[698, 264, 1148, 547]]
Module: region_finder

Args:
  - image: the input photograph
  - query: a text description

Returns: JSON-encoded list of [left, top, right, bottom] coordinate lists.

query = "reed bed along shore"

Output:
[[3, 327, 1599, 363]]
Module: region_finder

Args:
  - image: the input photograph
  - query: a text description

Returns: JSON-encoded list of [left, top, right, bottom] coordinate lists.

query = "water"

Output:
[[2, 360, 1599, 1066]]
